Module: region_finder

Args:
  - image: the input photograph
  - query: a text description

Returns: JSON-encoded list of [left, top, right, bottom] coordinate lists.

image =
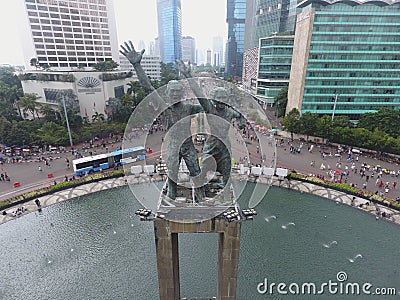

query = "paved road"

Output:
[[1, 129, 399, 203], [275, 138, 400, 201]]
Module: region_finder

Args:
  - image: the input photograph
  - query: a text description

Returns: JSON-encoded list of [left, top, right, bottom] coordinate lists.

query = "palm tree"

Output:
[[126, 80, 141, 97], [38, 103, 57, 121], [92, 111, 105, 122], [0, 85, 23, 119], [82, 116, 90, 124], [120, 93, 134, 111], [18, 93, 41, 119], [106, 97, 122, 121], [30, 58, 40, 70]]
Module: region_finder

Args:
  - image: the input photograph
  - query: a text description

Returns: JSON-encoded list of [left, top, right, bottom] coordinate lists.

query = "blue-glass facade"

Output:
[[157, 0, 182, 63], [291, 0, 400, 119], [226, 0, 246, 78], [257, 34, 294, 104], [242, 0, 298, 97], [247, 0, 297, 49]]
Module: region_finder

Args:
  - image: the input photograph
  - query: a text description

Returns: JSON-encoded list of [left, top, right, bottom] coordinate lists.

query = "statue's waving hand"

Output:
[[120, 40, 145, 66]]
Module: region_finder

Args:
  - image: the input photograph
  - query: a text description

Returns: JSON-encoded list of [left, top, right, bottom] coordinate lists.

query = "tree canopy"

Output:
[[274, 87, 288, 117], [92, 60, 119, 72]]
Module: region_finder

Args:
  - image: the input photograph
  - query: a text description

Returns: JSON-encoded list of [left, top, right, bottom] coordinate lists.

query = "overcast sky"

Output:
[[0, 0, 227, 65]]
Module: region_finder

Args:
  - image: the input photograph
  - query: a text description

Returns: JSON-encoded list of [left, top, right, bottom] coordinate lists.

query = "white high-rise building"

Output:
[[148, 41, 156, 56], [181, 36, 196, 64], [196, 48, 205, 65], [206, 49, 212, 66], [119, 55, 161, 81], [138, 40, 146, 52], [154, 37, 160, 57], [21, 0, 119, 71], [213, 36, 224, 66]]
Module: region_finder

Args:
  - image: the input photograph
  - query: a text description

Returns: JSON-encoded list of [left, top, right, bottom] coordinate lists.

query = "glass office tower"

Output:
[[288, 0, 400, 119], [157, 0, 182, 63], [242, 0, 298, 95], [257, 33, 294, 104], [226, 0, 246, 78], [247, 0, 297, 49]]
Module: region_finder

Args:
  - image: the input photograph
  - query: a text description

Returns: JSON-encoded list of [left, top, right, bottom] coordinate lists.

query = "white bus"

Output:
[[73, 146, 146, 176]]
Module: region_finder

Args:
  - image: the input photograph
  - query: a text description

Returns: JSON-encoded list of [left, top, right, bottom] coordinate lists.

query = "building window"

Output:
[[114, 86, 124, 98]]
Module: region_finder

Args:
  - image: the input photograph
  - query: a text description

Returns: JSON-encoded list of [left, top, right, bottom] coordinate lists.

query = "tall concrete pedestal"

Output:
[[153, 218, 242, 300]]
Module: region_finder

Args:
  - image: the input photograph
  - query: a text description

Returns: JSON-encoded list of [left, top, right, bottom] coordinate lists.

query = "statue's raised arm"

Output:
[[120, 40, 155, 95], [177, 60, 213, 113], [120, 40, 167, 113]]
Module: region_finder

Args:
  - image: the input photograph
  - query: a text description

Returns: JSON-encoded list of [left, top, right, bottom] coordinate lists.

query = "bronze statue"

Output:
[[120, 41, 204, 201], [179, 62, 247, 192]]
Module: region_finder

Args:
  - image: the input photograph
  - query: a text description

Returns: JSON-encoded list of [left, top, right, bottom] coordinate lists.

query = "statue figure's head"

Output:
[[166, 80, 184, 103], [210, 87, 229, 110]]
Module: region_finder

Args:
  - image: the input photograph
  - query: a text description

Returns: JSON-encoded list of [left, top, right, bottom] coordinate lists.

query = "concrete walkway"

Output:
[[1, 174, 400, 226]]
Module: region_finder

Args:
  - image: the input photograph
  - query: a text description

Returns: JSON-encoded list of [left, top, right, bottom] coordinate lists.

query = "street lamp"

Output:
[[61, 95, 74, 147], [331, 94, 339, 121]]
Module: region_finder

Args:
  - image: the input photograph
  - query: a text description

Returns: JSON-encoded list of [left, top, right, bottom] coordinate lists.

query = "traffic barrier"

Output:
[[13, 182, 21, 188]]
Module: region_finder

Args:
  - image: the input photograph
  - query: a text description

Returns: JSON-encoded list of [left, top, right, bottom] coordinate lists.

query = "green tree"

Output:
[[0, 67, 22, 88], [315, 115, 334, 141], [274, 87, 288, 117], [332, 115, 351, 128], [1, 120, 41, 146], [0, 86, 22, 120], [281, 108, 301, 139], [40, 64, 51, 71], [0, 116, 11, 142], [105, 97, 122, 121], [38, 103, 57, 122], [92, 60, 119, 71], [36, 121, 70, 145], [17, 93, 41, 119], [92, 111, 105, 122], [127, 80, 141, 96], [358, 108, 400, 138], [55, 89, 82, 130], [120, 93, 134, 112], [30, 58, 40, 70], [299, 112, 318, 140], [160, 62, 179, 85], [0, 68, 23, 120]]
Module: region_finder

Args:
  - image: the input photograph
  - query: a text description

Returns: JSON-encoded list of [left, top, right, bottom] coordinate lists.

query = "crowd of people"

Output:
[[279, 137, 400, 201]]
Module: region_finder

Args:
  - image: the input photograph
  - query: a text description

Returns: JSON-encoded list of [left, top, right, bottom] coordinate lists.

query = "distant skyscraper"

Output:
[[206, 49, 212, 66], [138, 40, 146, 52], [182, 36, 196, 64], [21, 0, 119, 71], [244, 0, 255, 51], [245, 0, 297, 50], [155, 37, 160, 57], [242, 0, 297, 92], [226, 0, 246, 78], [196, 48, 205, 65], [157, 0, 182, 63], [213, 36, 224, 66], [148, 41, 156, 56]]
